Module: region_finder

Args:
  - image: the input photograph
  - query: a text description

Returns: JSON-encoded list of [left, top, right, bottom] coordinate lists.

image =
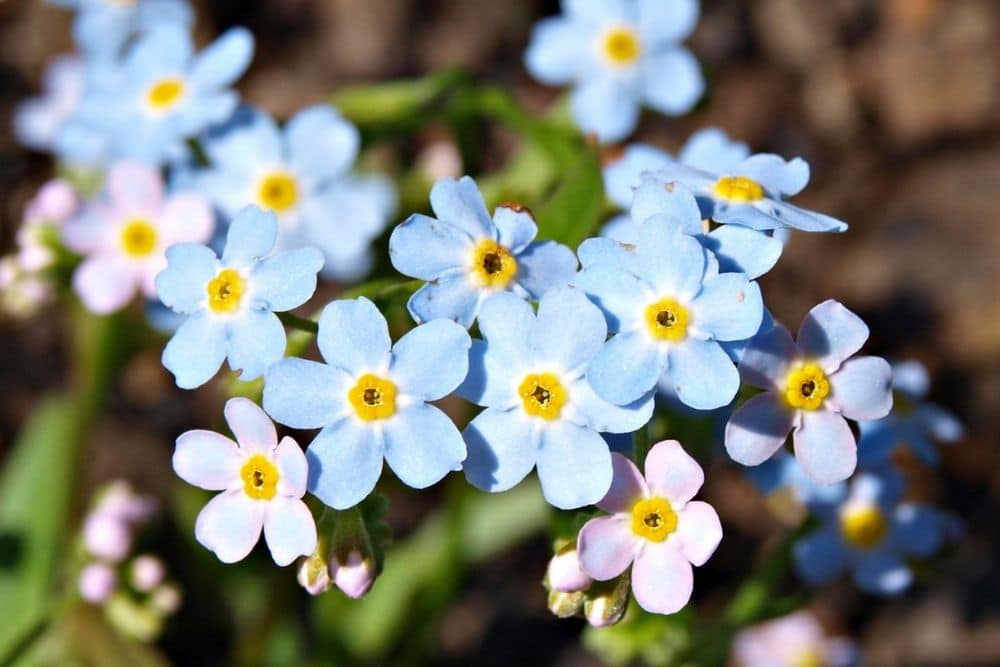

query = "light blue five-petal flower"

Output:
[[54, 0, 193, 60]]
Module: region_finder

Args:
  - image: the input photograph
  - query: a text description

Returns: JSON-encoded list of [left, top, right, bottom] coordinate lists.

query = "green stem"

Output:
[[277, 311, 319, 334], [632, 424, 652, 468]]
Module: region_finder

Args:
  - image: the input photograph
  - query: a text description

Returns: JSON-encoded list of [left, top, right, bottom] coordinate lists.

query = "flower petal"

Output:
[[573, 263, 646, 333], [523, 16, 588, 85], [792, 527, 848, 585], [263, 497, 317, 566], [406, 274, 483, 328], [493, 205, 537, 254], [194, 491, 263, 564], [73, 256, 138, 315], [829, 356, 893, 421], [533, 286, 606, 375], [162, 311, 227, 389], [188, 27, 254, 90], [793, 410, 857, 485], [636, 215, 705, 300], [702, 224, 782, 279], [689, 273, 763, 341], [429, 176, 493, 240], [853, 549, 911, 596], [306, 420, 384, 510], [630, 177, 704, 231], [796, 300, 869, 373], [667, 338, 741, 410], [739, 324, 798, 390], [251, 247, 324, 312], [274, 435, 308, 498], [389, 319, 470, 401], [285, 105, 359, 182], [643, 439, 703, 505], [388, 213, 472, 280], [733, 154, 810, 197], [577, 516, 636, 580], [675, 500, 722, 566], [637, 0, 700, 46], [724, 392, 795, 466], [156, 243, 219, 314], [106, 162, 163, 211], [890, 503, 944, 557], [463, 408, 539, 493], [173, 430, 241, 491], [587, 331, 663, 406], [597, 452, 647, 513], [570, 75, 640, 144], [226, 309, 286, 382], [537, 420, 612, 509], [677, 127, 749, 173], [631, 541, 693, 614], [515, 241, 578, 300], [640, 47, 703, 116], [263, 358, 352, 429], [317, 297, 391, 373], [570, 376, 655, 434], [383, 404, 466, 489], [222, 206, 278, 267], [603, 143, 672, 209]]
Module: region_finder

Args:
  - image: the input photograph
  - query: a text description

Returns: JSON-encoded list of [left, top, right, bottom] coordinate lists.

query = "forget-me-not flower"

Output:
[[52, 0, 193, 59], [263, 297, 471, 510], [389, 176, 577, 327], [193, 105, 396, 282], [525, 0, 704, 142], [173, 397, 317, 565], [725, 300, 893, 484], [746, 452, 844, 524], [13, 55, 85, 154], [574, 215, 763, 410], [155, 205, 323, 389], [732, 611, 859, 667], [458, 287, 654, 509]]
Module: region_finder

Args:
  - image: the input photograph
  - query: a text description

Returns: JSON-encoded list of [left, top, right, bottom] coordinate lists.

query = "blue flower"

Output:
[[725, 300, 893, 484], [574, 215, 763, 411], [793, 469, 948, 596], [190, 105, 396, 282], [458, 287, 654, 509], [525, 0, 703, 142], [648, 153, 848, 233], [746, 452, 845, 521], [262, 298, 471, 509], [859, 360, 964, 467], [75, 25, 254, 165], [389, 176, 578, 327], [155, 205, 323, 389], [53, 0, 193, 59]]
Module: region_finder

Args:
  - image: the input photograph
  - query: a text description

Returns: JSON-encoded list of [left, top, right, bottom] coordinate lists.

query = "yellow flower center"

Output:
[[145, 77, 185, 112], [601, 26, 642, 66], [206, 268, 246, 314], [644, 297, 690, 342], [240, 454, 279, 500], [469, 239, 517, 288], [120, 219, 157, 257], [784, 362, 830, 410], [791, 650, 827, 667], [257, 172, 300, 214], [630, 497, 677, 542], [348, 373, 397, 421], [518, 372, 567, 420], [839, 504, 888, 550], [712, 176, 765, 203]]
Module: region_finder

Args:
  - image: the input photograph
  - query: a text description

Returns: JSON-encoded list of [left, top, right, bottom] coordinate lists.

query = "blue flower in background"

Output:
[[14, 55, 85, 153], [859, 360, 964, 467], [76, 25, 254, 165], [192, 105, 396, 282], [725, 300, 893, 484], [155, 206, 323, 389], [793, 468, 948, 596], [747, 452, 845, 523], [458, 287, 654, 509], [389, 176, 577, 327], [51, 0, 193, 59], [263, 298, 471, 510], [525, 0, 703, 142], [574, 215, 763, 411]]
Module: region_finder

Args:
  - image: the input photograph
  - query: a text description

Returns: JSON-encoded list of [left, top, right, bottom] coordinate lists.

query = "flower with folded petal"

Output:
[[458, 287, 653, 509], [52, 0, 193, 59], [172, 397, 317, 565], [63, 161, 213, 314], [859, 359, 964, 467], [574, 214, 763, 410], [525, 0, 703, 142], [577, 441, 722, 614], [793, 468, 948, 595], [263, 297, 471, 510], [155, 205, 323, 389], [191, 105, 396, 282], [725, 300, 893, 484], [389, 176, 577, 327], [732, 610, 859, 667]]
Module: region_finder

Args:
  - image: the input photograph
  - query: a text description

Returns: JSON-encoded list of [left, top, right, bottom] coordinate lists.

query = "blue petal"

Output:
[[703, 225, 782, 279], [677, 127, 749, 173], [599, 213, 638, 243], [852, 549, 911, 596], [793, 410, 857, 485], [570, 76, 640, 144], [459, 340, 519, 408], [285, 105, 359, 185], [756, 200, 848, 233], [317, 298, 391, 373], [201, 106, 282, 181], [922, 404, 964, 442], [469, 291, 535, 364], [463, 408, 539, 493], [536, 420, 612, 509], [637, 215, 706, 299], [637, 0, 699, 46], [388, 213, 472, 280], [739, 323, 797, 390], [571, 374, 655, 433], [493, 206, 537, 254], [406, 274, 482, 328], [563, 0, 630, 24], [263, 358, 352, 429], [162, 311, 227, 389], [73, 6, 132, 58], [829, 356, 893, 421], [603, 143, 673, 209], [188, 27, 254, 90], [666, 338, 740, 410], [514, 241, 578, 300], [306, 420, 383, 509], [587, 331, 662, 405], [250, 247, 324, 312], [383, 404, 466, 489], [796, 299, 869, 373], [156, 244, 219, 314], [630, 177, 704, 231], [429, 176, 494, 240], [689, 273, 763, 341], [639, 47, 703, 116], [733, 154, 810, 197], [523, 16, 588, 85], [533, 287, 606, 374], [389, 319, 471, 401], [124, 25, 192, 81], [724, 392, 795, 466], [891, 360, 930, 397], [222, 206, 278, 266], [576, 236, 638, 271], [226, 310, 286, 381], [793, 528, 848, 585], [572, 262, 646, 333], [890, 503, 944, 557]]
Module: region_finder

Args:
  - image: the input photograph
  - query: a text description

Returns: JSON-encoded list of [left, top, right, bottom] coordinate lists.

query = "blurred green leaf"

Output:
[[332, 70, 468, 134], [534, 142, 604, 248]]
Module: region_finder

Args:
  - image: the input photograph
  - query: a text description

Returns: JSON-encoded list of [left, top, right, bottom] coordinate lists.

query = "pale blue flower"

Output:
[[525, 0, 703, 142], [746, 451, 844, 511], [389, 176, 577, 327], [262, 298, 471, 510], [155, 205, 323, 389], [458, 287, 654, 509], [52, 0, 193, 59]]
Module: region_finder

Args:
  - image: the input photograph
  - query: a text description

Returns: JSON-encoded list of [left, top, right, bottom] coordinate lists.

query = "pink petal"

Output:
[[643, 440, 704, 505], [194, 490, 264, 563], [173, 429, 242, 491], [73, 256, 139, 314], [224, 397, 277, 454], [577, 516, 636, 581], [675, 501, 722, 566], [263, 497, 317, 567], [106, 161, 164, 211], [630, 540, 693, 615], [159, 192, 215, 245], [597, 452, 647, 513], [793, 410, 857, 485]]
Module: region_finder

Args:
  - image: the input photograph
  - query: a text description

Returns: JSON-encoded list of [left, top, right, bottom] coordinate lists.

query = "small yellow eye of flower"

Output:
[[206, 268, 246, 314], [145, 77, 185, 112], [790, 649, 827, 667], [784, 362, 830, 410], [713, 176, 765, 203], [469, 240, 517, 288], [240, 454, 279, 500], [120, 219, 157, 257], [631, 497, 677, 542], [839, 504, 888, 550], [601, 26, 642, 66], [257, 172, 300, 213], [518, 372, 567, 420], [644, 297, 690, 342], [348, 373, 397, 421]]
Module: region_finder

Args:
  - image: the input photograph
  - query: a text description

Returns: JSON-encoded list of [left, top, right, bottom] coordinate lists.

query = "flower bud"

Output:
[[79, 562, 118, 603], [547, 589, 586, 619], [326, 505, 381, 599], [331, 550, 376, 599], [129, 555, 166, 592], [27, 179, 77, 224], [583, 575, 630, 628], [83, 513, 132, 562], [149, 584, 183, 615], [297, 549, 332, 596], [546, 542, 592, 593]]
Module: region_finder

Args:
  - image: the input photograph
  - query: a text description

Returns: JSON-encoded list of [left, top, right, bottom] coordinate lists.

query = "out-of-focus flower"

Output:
[[725, 300, 893, 484], [79, 562, 118, 603], [193, 105, 396, 282], [173, 397, 317, 565], [574, 215, 763, 410], [859, 360, 964, 467], [83, 511, 134, 562], [746, 452, 844, 524], [0, 259, 53, 317], [458, 288, 653, 509], [264, 297, 471, 509], [18, 178, 80, 272], [149, 584, 183, 614], [155, 205, 323, 388], [129, 555, 166, 593], [63, 161, 213, 314], [525, 0, 703, 142], [389, 176, 577, 327], [51, 0, 193, 59], [732, 610, 858, 667], [577, 441, 722, 614], [13, 56, 87, 155]]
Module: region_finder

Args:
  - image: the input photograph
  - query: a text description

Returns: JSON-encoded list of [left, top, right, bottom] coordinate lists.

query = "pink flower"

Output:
[[732, 610, 858, 667], [63, 162, 213, 314], [577, 440, 722, 615]]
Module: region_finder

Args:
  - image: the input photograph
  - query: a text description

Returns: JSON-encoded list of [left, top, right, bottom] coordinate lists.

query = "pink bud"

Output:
[[83, 514, 132, 562], [150, 584, 183, 615], [331, 551, 376, 599], [547, 546, 592, 593], [79, 563, 117, 603], [26, 179, 78, 224], [130, 555, 166, 592]]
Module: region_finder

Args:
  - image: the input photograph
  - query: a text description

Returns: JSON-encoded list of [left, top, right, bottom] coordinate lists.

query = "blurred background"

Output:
[[0, 1, 998, 665]]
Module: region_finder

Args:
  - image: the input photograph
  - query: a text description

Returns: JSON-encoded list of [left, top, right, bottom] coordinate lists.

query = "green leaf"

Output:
[[332, 70, 468, 132], [534, 142, 605, 248]]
